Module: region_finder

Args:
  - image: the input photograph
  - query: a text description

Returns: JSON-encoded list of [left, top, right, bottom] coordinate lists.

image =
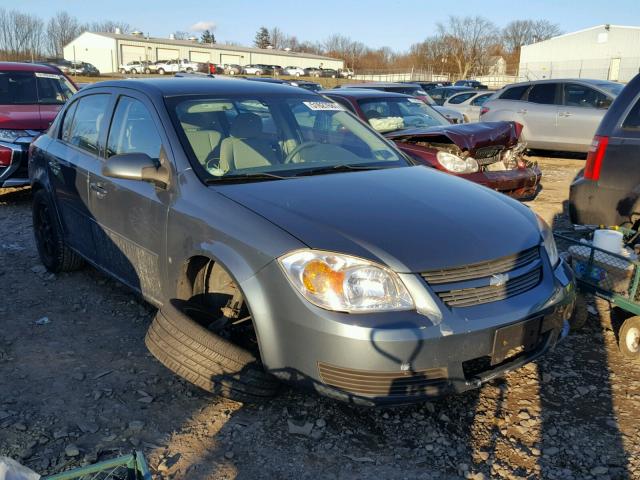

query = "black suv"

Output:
[[570, 74, 640, 227]]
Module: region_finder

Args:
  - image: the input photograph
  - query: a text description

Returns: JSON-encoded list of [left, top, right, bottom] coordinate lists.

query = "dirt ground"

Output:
[[1, 156, 640, 480]]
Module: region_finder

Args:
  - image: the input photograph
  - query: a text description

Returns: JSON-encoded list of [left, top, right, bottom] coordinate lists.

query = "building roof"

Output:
[[84, 32, 340, 62], [525, 24, 640, 46]]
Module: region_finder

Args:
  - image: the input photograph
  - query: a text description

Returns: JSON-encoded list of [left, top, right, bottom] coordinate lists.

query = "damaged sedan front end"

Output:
[[324, 89, 541, 200]]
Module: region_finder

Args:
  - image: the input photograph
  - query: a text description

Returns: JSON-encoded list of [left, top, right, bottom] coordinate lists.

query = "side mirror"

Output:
[[598, 97, 613, 109], [102, 153, 170, 188]]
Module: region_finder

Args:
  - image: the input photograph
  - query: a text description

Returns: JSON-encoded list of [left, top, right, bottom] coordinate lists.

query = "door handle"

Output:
[[558, 111, 573, 117], [517, 109, 527, 114], [89, 182, 107, 199]]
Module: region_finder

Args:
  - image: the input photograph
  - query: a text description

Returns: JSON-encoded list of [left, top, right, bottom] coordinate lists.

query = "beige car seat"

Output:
[[219, 113, 279, 172]]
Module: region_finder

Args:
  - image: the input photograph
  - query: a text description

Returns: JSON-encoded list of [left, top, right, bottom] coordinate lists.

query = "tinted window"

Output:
[[328, 96, 356, 113], [0, 71, 75, 105], [527, 84, 557, 104], [448, 92, 475, 104], [563, 83, 611, 109], [61, 100, 79, 142], [499, 85, 528, 100], [428, 88, 444, 101], [622, 97, 640, 130], [66, 94, 110, 154], [107, 97, 162, 159], [471, 94, 493, 106]]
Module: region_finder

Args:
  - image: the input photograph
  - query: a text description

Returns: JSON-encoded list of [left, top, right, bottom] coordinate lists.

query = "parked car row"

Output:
[[120, 59, 205, 75]]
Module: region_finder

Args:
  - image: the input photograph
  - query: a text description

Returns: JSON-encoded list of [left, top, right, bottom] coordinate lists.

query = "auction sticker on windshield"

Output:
[[35, 72, 63, 79], [407, 98, 423, 103], [303, 101, 344, 111]]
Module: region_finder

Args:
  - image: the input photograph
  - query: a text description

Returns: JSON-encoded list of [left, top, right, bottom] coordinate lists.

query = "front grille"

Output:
[[437, 267, 541, 307], [475, 146, 504, 159], [421, 247, 540, 285], [318, 362, 447, 397]]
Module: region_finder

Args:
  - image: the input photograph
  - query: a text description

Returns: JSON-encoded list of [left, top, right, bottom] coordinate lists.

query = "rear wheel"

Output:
[[618, 316, 640, 358], [32, 189, 84, 273], [131, 68, 138, 74], [186, 67, 193, 73], [144, 68, 151, 74], [119, 68, 126, 74], [157, 68, 165, 75]]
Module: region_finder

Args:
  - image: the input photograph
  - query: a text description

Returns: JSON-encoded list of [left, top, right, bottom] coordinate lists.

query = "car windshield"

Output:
[[357, 97, 448, 133], [0, 71, 76, 105], [595, 82, 624, 97], [169, 95, 408, 181]]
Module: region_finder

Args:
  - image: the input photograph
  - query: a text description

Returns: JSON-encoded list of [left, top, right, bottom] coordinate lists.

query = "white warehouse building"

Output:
[[63, 31, 344, 74], [519, 24, 640, 83]]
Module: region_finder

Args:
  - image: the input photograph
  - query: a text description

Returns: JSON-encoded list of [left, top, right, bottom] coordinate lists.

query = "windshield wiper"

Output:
[[205, 172, 288, 184], [293, 164, 392, 177]]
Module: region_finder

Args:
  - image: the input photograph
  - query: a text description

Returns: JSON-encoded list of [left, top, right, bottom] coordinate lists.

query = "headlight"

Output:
[[436, 151, 479, 173], [0, 129, 28, 143], [279, 250, 414, 313], [536, 215, 559, 267]]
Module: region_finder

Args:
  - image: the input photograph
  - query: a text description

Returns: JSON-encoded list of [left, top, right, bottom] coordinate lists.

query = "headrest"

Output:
[[230, 112, 262, 138]]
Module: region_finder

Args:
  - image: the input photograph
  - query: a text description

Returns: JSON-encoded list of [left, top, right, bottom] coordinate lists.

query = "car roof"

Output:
[[339, 82, 416, 88], [321, 88, 412, 99], [80, 77, 320, 98], [0, 61, 64, 74], [503, 78, 620, 88], [436, 86, 476, 91]]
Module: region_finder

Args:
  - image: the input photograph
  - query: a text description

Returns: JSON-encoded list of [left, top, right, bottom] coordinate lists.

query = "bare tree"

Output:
[[0, 8, 45, 60], [87, 20, 132, 34], [47, 11, 82, 57], [436, 16, 498, 79], [268, 27, 285, 50], [172, 31, 190, 40]]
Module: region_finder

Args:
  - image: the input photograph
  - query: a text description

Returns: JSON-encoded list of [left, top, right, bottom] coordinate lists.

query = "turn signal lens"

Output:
[[302, 260, 345, 295]]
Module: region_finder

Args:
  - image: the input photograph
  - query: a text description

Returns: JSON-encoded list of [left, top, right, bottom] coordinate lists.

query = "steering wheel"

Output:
[[284, 141, 319, 164]]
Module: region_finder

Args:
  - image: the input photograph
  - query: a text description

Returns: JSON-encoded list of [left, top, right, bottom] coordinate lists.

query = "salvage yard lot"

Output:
[[1, 156, 639, 480]]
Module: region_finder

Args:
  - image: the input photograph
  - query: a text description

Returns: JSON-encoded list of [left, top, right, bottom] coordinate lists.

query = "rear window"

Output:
[[0, 71, 76, 105], [499, 85, 528, 100], [448, 92, 475, 104], [527, 84, 557, 104], [622, 97, 640, 130]]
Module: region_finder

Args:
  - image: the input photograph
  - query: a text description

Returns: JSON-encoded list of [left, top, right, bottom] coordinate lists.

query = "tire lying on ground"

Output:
[[145, 299, 279, 402]]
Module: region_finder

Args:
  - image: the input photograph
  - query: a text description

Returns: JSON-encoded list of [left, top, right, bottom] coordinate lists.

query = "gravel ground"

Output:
[[1, 156, 640, 480]]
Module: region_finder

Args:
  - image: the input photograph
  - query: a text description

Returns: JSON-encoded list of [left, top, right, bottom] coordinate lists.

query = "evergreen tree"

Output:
[[254, 27, 271, 49], [200, 30, 215, 44]]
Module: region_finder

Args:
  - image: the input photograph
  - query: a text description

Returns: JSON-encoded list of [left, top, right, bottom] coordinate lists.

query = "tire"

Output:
[[119, 68, 126, 74], [157, 68, 165, 75], [145, 299, 279, 402], [229, 71, 235, 75], [131, 68, 138, 74], [32, 189, 84, 273], [295, 72, 300, 77], [570, 294, 589, 330], [618, 316, 640, 358], [144, 68, 151, 74], [255, 71, 262, 76], [186, 67, 193, 73]]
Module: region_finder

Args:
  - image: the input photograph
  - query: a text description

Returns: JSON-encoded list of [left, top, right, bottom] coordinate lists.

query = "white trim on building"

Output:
[[63, 31, 344, 74]]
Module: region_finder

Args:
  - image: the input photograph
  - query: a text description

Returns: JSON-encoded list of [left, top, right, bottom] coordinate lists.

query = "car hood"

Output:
[[384, 121, 519, 153], [0, 105, 60, 131], [216, 166, 541, 273]]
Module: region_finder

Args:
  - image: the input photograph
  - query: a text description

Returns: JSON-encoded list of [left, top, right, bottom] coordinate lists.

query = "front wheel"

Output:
[[144, 68, 151, 74], [619, 316, 640, 359], [157, 68, 165, 75], [32, 190, 84, 273], [186, 67, 193, 73], [119, 68, 126, 74]]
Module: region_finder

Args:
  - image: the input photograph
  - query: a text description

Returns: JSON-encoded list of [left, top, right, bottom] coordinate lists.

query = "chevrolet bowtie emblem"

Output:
[[490, 273, 509, 287]]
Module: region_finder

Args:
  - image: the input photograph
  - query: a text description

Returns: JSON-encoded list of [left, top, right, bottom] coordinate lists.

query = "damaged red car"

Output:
[[323, 89, 541, 199]]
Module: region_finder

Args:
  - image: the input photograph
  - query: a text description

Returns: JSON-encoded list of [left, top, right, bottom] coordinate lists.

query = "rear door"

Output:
[[87, 91, 171, 303], [522, 83, 561, 148], [467, 93, 493, 122], [558, 82, 611, 152], [45, 93, 113, 260]]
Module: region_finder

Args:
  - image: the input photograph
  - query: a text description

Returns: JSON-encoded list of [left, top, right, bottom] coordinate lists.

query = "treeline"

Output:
[[253, 17, 560, 76], [0, 9, 133, 60]]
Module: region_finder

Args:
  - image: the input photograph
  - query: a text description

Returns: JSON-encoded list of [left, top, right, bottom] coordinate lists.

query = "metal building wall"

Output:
[[519, 25, 640, 83]]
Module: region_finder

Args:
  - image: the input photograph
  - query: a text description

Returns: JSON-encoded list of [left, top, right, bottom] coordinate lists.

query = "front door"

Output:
[[87, 93, 171, 303]]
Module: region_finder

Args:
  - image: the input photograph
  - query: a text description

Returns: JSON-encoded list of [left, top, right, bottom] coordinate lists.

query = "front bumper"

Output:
[[0, 136, 37, 188], [243, 258, 575, 406], [462, 166, 542, 200]]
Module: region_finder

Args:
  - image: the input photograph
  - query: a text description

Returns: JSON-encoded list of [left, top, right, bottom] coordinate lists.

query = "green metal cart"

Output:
[[42, 451, 151, 480], [555, 228, 640, 358]]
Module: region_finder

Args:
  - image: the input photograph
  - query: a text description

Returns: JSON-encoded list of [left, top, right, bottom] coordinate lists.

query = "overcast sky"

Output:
[[20, 0, 640, 51]]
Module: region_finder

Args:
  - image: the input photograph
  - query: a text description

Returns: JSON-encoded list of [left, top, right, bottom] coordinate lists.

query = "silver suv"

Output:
[[480, 79, 623, 152]]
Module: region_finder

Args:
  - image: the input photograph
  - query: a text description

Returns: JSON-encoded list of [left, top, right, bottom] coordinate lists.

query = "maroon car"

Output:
[[323, 89, 541, 199], [0, 62, 76, 188]]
